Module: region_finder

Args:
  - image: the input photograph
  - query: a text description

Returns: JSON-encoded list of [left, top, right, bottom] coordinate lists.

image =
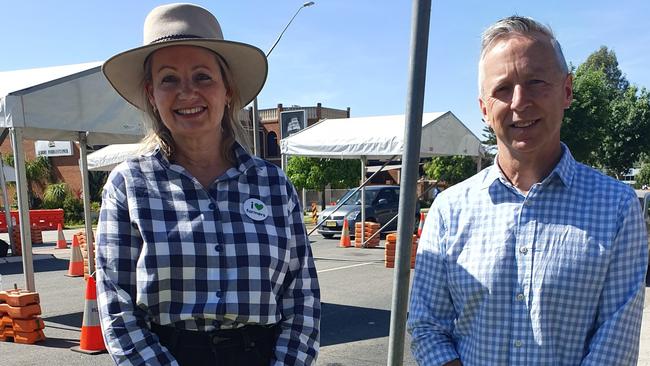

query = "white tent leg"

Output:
[[78, 133, 95, 276], [360, 156, 367, 246], [10, 128, 34, 291]]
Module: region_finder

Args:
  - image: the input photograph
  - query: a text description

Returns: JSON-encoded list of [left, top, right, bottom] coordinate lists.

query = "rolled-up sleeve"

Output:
[[95, 170, 178, 366], [273, 184, 321, 366], [408, 204, 460, 366]]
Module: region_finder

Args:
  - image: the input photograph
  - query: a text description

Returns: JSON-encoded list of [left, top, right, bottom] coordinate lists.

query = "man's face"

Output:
[[478, 32, 573, 160]]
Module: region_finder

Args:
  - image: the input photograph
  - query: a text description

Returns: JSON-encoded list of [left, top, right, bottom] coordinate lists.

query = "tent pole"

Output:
[[0, 154, 17, 255], [360, 156, 367, 246], [387, 0, 431, 364], [10, 127, 35, 291], [78, 133, 95, 277]]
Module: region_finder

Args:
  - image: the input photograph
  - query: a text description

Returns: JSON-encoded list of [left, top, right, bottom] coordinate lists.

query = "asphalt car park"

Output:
[[0, 230, 419, 366]]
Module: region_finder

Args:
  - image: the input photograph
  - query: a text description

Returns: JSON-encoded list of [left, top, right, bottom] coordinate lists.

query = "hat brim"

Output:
[[102, 39, 268, 110]]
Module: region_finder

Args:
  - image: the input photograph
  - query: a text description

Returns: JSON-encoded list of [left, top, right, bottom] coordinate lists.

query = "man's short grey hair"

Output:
[[478, 16, 569, 95]]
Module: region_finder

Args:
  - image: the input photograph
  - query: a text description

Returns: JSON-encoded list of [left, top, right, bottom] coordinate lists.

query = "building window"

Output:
[[267, 132, 279, 157]]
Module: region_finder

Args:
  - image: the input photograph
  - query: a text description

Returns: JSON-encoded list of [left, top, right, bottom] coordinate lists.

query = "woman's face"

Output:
[[146, 45, 230, 144]]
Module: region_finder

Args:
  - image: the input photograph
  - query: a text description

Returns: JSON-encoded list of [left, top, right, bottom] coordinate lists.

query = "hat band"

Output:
[[149, 34, 202, 44]]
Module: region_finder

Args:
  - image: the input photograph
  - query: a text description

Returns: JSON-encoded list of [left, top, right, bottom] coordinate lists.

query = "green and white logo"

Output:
[[243, 198, 269, 221]]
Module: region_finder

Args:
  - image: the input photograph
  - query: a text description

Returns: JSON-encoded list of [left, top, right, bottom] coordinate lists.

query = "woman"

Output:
[[96, 4, 320, 366]]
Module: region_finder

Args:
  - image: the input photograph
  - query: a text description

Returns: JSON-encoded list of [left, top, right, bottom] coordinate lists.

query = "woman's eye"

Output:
[[161, 75, 178, 83], [195, 73, 212, 82]]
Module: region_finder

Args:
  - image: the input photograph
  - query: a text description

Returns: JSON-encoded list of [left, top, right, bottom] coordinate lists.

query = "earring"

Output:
[[152, 105, 158, 114], [226, 102, 231, 110]]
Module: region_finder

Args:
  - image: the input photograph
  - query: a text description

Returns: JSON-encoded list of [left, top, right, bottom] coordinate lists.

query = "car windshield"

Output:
[[337, 188, 380, 205]]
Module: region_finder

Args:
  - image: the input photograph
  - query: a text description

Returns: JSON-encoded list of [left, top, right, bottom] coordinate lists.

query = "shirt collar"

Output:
[[150, 141, 259, 176], [481, 143, 576, 189]]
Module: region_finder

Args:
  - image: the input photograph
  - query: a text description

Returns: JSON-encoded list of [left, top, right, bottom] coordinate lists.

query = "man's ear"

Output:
[[563, 73, 573, 110], [479, 97, 491, 128]]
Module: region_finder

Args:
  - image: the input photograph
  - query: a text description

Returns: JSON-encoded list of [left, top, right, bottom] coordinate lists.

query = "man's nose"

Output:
[[510, 84, 531, 111]]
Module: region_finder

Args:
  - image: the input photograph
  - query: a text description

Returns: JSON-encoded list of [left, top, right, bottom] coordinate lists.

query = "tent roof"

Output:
[[0, 62, 144, 144], [280, 111, 483, 159], [88, 143, 144, 171]]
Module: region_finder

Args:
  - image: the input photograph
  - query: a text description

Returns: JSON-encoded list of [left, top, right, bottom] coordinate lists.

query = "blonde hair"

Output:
[[140, 48, 251, 164]]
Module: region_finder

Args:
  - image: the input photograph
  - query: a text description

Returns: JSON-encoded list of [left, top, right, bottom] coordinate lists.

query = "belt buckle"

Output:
[[210, 333, 229, 346]]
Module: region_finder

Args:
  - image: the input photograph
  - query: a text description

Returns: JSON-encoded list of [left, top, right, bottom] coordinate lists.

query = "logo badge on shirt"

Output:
[[243, 198, 269, 221]]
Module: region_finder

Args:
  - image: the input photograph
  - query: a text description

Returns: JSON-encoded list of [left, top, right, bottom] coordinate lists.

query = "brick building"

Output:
[[240, 103, 350, 166]]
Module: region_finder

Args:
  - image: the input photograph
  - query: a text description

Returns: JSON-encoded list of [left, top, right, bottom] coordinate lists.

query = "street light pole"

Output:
[[251, 1, 315, 158]]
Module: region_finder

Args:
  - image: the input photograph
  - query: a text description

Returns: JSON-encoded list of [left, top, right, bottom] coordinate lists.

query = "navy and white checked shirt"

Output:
[[408, 145, 647, 366], [95, 144, 320, 366]]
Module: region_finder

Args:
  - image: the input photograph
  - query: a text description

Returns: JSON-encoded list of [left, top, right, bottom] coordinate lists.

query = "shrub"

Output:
[[42, 183, 69, 209], [63, 195, 85, 225]]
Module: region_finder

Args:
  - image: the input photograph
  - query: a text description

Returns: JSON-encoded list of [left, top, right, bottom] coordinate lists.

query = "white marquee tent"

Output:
[[0, 62, 144, 290], [280, 111, 484, 159]]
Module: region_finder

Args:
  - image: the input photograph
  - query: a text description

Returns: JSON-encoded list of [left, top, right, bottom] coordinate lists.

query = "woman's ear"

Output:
[[145, 83, 156, 111]]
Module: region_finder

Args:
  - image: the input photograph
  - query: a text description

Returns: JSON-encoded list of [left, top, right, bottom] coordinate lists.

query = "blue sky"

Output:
[[2, 0, 648, 139]]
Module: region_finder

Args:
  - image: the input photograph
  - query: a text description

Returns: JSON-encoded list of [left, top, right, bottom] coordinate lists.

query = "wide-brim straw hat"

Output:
[[103, 3, 267, 110]]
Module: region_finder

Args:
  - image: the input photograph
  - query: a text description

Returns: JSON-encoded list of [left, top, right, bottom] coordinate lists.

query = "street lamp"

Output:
[[251, 1, 315, 158]]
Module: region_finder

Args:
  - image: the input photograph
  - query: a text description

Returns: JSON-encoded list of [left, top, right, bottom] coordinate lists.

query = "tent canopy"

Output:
[[279, 111, 483, 159], [0, 62, 143, 144], [88, 143, 143, 171]]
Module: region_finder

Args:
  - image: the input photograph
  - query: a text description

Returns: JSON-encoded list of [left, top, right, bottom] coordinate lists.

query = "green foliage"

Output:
[[42, 183, 70, 209], [561, 47, 650, 177], [481, 125, 497, 146], [88, 171, 108, 202], [424, 156, 477, 185], [635, 161, 650, 188], [582, 46, 629, 93], [561, 67, 610, 164], [63, 195, 85, 225], [599, 87, 650, 176], [286, 156, 360, 190]]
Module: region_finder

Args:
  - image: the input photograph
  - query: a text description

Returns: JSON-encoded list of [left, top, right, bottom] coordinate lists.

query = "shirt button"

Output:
[[519, 247, 528, 254], [216, 290, 222, 297], [215, 244, 222, 252], [209, 203, 216, 210], [514, 340, 523, 347], [516, 293, 525, 301]]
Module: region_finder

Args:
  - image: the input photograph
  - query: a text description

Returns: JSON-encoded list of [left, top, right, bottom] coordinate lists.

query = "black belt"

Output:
[[150, 322, 278, 350]]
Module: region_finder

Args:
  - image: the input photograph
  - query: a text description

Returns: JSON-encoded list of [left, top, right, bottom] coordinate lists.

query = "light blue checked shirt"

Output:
[[408, 145, 647, 366]]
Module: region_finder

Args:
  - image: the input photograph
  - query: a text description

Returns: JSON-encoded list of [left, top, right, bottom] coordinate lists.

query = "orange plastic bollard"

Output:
[[65, 235, 84, 277], [71, 276, 107, 354], [339, 218, 351, 248], [417, 212, 426, 237], [56, 223, 68, 249]]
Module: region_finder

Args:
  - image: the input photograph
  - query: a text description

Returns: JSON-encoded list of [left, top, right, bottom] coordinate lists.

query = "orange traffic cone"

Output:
[[65, 235, 84, 277], [417, 212, 426, 238], [339, 218, 351, 248], [56, 223, 68, 249], [71, 276, 106, 354]]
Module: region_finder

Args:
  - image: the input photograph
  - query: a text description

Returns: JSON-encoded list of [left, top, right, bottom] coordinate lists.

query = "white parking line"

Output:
[[317, 262, 376, 273]]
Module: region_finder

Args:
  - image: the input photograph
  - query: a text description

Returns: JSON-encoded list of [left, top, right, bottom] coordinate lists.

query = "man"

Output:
[[408, 16, 647, 365]]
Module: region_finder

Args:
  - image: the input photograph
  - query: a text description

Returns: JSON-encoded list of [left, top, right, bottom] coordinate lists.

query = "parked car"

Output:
[[316, 185, 420, 239], [635, 190, 650, 285]]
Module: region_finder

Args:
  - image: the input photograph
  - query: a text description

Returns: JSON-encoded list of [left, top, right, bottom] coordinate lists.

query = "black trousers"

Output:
[[150, 322, 278, 366]]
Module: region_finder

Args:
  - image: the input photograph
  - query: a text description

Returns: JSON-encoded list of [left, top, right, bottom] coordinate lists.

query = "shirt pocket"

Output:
[[535, 226, 610, 296]]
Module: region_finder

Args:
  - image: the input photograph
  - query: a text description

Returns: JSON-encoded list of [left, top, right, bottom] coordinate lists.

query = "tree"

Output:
[[286, 156, 360, 208], [599, 87, 650, 176], [582, 46, 629, 93], [424, 156, 477, 185], [561, 67, 610, 164], [481, 125, 496, 146], [636, 158, 650, 189]]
